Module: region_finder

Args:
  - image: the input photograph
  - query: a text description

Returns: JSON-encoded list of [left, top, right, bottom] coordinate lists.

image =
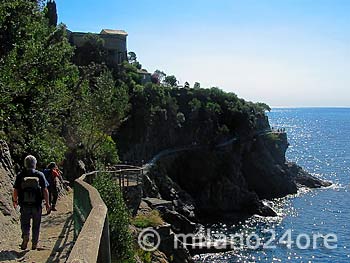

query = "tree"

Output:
[[255, 102, 271, 112], [46, 0, 58, 27], [68, 69, 129, 167], [133, 61, 142, 70], [0, 0, 79, 164], [164, 75, 178, 87], [128, 51, 137, 64], [73, 33, 106, 66]]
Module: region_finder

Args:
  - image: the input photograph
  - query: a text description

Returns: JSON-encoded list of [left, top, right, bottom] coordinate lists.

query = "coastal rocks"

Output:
[[132, 223, 194, 263], [242, 133, 298, 199], [256, 201, 278, 217], [157, 207, 197, 234], [147, 148, 277, 220], [155, 224, 194, 263], [142, 129, 330, 224], [143, 197, 174, 210], [148, 164, 197, 219], [242, 132, 331, 199], [286, 162, 332, 188]]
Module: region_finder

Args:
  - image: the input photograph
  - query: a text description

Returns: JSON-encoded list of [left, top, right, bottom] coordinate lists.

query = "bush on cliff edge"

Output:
[[93, 172, 135, 263]]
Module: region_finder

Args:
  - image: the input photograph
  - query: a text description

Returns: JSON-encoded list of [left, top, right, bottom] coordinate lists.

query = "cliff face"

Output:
[[0, 140, 20, 247], [0, 140, 17, 218], [143, 131, 330, 222], [242, 132, 297, 199]]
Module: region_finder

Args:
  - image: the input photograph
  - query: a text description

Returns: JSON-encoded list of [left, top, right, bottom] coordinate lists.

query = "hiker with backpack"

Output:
[[12, 155, 51, 250], [43, 162, 62, 211]]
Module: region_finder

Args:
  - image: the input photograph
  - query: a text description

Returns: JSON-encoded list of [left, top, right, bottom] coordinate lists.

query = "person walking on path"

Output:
[[13, 155, 51, 250], [43, 162, 62, 211]]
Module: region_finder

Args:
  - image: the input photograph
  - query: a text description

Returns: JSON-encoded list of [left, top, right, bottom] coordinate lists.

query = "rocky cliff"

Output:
[[0, 140, 20, 249], [142, 131, 331, 223]]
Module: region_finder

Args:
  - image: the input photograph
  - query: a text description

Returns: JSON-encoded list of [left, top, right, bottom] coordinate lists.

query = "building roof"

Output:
[[100, 29, 128, 36], [137, 69, 151, 75]]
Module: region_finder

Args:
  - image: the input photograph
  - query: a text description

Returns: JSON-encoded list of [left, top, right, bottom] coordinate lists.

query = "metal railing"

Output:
[[106, 165, 144, 191]]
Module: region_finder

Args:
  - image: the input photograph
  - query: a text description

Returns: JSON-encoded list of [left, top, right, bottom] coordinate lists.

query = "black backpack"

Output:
[[21, 174, 42, 206]]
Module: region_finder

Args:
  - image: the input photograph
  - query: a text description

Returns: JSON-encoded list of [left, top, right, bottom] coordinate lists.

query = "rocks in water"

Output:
[[140, 130, 330, 224], [286, 162, 332, 188], [256, 201, 278, 217], [241, 134, 298, 199], [133, 128, 333, 262]]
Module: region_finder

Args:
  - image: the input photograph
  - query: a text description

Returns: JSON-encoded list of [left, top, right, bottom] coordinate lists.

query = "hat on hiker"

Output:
[[24, 155, 37, 169]]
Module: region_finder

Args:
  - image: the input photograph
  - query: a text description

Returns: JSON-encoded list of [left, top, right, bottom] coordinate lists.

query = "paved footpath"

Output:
[[0, 192, 74, 263]]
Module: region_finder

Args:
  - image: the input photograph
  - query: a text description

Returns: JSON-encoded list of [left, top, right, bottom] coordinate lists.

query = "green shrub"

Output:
[[93, 172, 135, 263], [136, 249, 152, 263], [266, 133, 280, 142], [132, 210, 164, 228]]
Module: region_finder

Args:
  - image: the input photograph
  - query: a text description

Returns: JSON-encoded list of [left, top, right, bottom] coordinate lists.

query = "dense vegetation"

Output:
[[0, 0, 270, 170], [93, 172, 135, 262], [0, 0, 128, 169], [116, 84, 270, 162], [0, 0, 271, 261]]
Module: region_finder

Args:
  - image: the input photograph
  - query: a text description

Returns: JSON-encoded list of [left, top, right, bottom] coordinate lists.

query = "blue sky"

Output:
[[56, 0, 350, 107]]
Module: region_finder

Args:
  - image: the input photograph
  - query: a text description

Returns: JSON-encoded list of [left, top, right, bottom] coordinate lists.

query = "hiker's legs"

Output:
[[20, 207, 31, 239], [31, 206, 42, 245], [20, 206, 32, 249], [48, 187, 53, 205], [52, 187, 58, 208]]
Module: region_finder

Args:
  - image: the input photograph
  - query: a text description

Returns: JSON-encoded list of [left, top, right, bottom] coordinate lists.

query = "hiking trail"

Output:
[[0, 192, 74, 263]]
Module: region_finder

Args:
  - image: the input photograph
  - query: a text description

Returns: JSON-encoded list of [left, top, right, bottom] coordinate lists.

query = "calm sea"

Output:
[[195, 108, 350, 263]]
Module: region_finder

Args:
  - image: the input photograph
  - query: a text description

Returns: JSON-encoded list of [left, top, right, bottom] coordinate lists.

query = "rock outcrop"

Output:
[[0, 140, 17, 218], [63, 148, 86, 182], [141, 131, 330, 223], [130, 116, 331, 260], [0, 140, 20, 249]]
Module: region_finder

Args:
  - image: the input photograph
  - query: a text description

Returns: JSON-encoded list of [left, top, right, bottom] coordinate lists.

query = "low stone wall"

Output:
[[67, 172, 111, 263]]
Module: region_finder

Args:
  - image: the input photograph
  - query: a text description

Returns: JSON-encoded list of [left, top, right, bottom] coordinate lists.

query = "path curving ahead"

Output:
[[0, 192, 74, 263], [142, 128, 275, 171]]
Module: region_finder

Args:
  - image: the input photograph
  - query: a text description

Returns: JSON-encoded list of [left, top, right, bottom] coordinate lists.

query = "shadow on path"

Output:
[[45, 214, 74, 263], [0, 250, 29, 261]]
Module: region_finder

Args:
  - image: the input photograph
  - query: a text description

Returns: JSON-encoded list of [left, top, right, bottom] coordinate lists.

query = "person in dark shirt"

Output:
[[13, 155, 51, 250]]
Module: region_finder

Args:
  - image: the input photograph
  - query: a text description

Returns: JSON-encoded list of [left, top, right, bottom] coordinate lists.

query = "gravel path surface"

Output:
[[0, 192, 74, 263]]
